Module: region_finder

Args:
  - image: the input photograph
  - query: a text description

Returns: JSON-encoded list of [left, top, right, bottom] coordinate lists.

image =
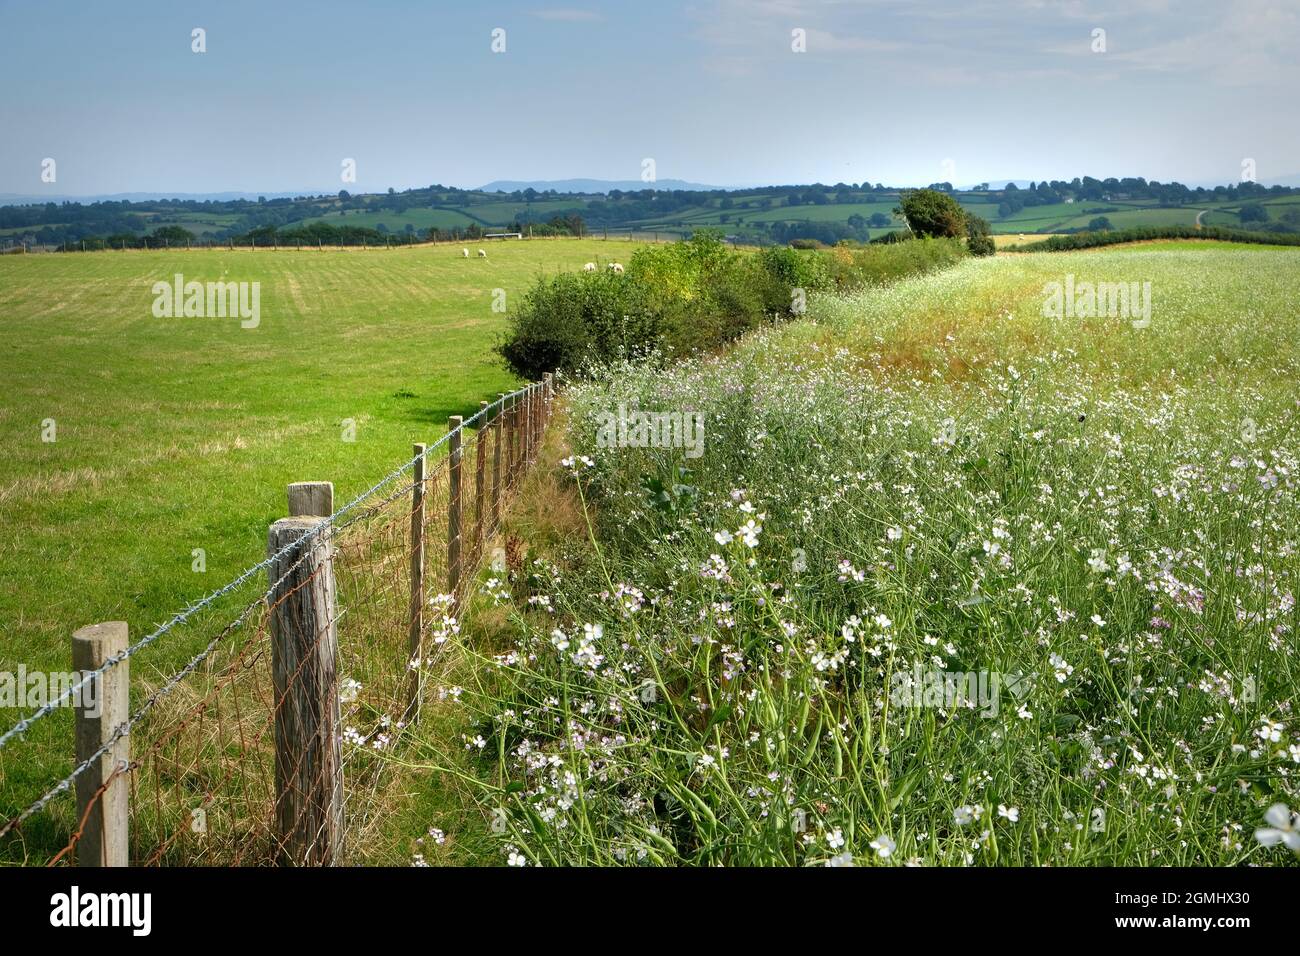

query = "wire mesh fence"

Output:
[[0, 377, 554, 866]]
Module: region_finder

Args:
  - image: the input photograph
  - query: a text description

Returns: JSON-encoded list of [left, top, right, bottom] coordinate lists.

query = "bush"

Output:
[[759, 246, 832, 299], [496, 271, 659, 380], [965, 214, 995, 257], [896, 188, 967, 238], [1017, 224, 1300, 251], [497, 232, 969, 379], [825, 237, 968, 289]]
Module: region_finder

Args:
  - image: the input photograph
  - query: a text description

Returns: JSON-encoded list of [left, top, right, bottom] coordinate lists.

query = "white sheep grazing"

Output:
[[477, 249, 487, 258], [583, 262, 597, 272], [609, 262, 624, 274], [462, 247, 469, 258]]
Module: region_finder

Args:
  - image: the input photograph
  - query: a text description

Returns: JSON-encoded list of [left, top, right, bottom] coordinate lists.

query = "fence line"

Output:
[[0, 374, 556, 865]]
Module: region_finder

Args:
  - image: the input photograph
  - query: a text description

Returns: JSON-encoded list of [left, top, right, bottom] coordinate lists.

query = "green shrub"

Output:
[[759, 246, 833, 301], [1017, 224, 1300, 251], [498, 232, 968, 378], [825, 236, 969, 289], [496, 270, 660, 380], [896, 188, 967, 238], [965, 214, 995, 257]]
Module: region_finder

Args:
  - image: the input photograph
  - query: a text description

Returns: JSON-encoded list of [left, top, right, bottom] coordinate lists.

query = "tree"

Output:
[[1087, 216, 1113, 231], [896, 188, 966, 238], [868, 212, 891, 228], [150, 224, 196, 243], [1239, 204, 1269, 223], [965, 214, 995, 256]]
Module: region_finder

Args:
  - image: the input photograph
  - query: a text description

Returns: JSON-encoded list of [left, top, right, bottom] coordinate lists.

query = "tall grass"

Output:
[[425, 247, 1300, 866]]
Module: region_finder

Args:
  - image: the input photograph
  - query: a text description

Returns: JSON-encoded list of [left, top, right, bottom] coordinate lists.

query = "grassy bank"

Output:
[[430, 246, 1300, 866]]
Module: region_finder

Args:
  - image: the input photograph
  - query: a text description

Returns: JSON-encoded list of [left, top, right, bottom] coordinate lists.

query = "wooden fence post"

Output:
[[512, 390, 522, 478], [288, 481, 334, 517], [512, 394, 522, 484], [522, 388, 531, 468], [492, 395, 504, 531], [447, 416, 464, 603], [532, 383, 542, 457], [474, 402, 488, 559], [505, 395, 516, 488], [407, 444, 427, 718], [529, 385, 538, 463], [267, 513, 343, 866], [72, 621, 130, 867]]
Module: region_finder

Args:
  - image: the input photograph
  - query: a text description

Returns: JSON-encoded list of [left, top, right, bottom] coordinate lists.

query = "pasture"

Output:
[[0, 238, 638, 690]]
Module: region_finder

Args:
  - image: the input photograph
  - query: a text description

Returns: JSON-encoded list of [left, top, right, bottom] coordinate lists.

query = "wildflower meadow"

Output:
[[423, 246, 1300, 867]]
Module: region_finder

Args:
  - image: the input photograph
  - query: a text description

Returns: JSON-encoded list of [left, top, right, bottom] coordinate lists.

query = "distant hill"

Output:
[[478, 178, 734, 194]]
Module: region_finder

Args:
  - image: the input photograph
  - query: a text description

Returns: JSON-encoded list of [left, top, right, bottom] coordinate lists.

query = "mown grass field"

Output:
[[0, 238, 642, 691], [428, 242, 1300, 866]]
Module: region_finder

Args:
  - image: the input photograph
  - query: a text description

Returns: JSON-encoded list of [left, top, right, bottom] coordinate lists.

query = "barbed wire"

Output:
[[1, 379, 547, 861], [0, 385, 524, 753]]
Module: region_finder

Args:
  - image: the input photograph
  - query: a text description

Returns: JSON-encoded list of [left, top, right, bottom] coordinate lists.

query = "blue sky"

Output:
[[1, 0, 1297, 195]]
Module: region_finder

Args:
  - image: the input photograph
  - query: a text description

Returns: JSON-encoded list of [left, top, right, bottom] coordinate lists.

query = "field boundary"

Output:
[[0, 375, 556, 866]]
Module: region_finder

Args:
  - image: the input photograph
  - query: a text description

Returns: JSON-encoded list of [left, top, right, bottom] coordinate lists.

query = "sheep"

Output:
[[583, 262, 597, 272], [462, 247, 469, 258], [608, 262, 624, 274], [477, 249, 487, 258]]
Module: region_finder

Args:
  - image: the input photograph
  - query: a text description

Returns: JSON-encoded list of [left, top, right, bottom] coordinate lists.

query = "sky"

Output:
[[1, 0, 1298, 196]]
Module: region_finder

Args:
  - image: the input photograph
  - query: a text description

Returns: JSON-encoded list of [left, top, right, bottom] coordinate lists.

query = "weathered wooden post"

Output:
[[474, 402, 488, 559], [512, 395, 522, 486], [492, 395, 504, 531], [447, 416, 464, 604], [522, 387, 531, 469], [512, 390, 522, 476], [504, 395, 516, 488], [267, 510, 343, 866], [528, 385, 538, 463], [72, 621, 130, 867], [532, 383, 541, 458], [406, 444, 427, 718], [288, 481, 333, 517]]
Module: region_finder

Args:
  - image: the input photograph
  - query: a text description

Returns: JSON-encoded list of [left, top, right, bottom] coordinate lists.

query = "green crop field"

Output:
[[0, 238, 643, 689]]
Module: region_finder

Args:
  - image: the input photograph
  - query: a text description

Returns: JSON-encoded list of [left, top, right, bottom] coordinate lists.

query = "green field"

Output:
[[0, 238, 642, 689], [5, 237, 1300, 868]]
